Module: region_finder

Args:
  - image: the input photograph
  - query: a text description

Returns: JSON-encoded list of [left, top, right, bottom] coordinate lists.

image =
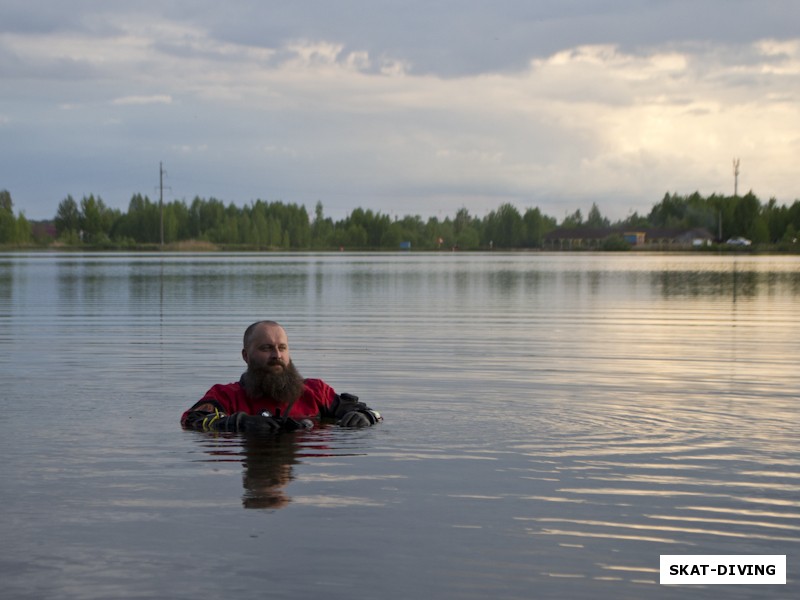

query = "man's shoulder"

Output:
[[303, 377, 330, 389], [302, 378, 335, 398], [207, 380, 243, 392], [204, 380, 245, 400]]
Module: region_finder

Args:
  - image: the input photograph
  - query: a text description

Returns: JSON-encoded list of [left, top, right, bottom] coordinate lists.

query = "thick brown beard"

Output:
[[242, 360, 306, 404]]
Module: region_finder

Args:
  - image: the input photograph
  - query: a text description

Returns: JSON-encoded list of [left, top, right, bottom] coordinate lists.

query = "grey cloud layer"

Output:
[[1, 1, 798, 220]]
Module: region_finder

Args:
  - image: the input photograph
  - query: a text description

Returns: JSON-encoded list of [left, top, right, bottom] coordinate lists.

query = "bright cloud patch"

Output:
[[112, 95, 173, 105]]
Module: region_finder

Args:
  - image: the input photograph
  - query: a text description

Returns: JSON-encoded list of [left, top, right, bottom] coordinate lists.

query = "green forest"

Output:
[[1, 188, 799, 251]]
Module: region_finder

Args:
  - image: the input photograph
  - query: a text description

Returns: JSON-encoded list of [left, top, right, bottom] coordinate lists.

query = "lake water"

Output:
[[1, 251, 798, 599]]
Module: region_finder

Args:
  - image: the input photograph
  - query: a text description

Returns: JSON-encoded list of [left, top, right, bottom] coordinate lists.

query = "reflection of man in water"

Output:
[[194, 433, 307, 510], [240, 435, 299, 509], [181, 320, 381, 432]]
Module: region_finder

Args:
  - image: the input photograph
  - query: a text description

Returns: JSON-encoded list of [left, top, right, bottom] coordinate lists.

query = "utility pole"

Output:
[[733, 157, 740, 197], [159, 162, 165, 248]]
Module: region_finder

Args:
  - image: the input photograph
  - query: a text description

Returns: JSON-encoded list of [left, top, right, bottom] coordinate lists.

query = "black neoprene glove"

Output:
[[333, 393, 382, 428], [338, 411, 374, 428], [213, 412, 282, 433]]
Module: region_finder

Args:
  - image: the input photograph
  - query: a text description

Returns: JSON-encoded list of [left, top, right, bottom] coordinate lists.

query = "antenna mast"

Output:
[[732, 158, 740, 197]]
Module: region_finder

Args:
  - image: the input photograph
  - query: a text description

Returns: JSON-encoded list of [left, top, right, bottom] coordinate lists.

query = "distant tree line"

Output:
[[646, 190, 799, 245], [49, 193, 559, 250], [1, 187, 799, 249], [0, 190, 32, 245]]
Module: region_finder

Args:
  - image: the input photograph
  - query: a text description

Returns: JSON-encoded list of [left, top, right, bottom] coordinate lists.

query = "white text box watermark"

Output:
[[660, 555, 786, 584]]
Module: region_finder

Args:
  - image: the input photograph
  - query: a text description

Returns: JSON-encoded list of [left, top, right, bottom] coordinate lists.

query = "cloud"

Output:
[[1, 2, 798, 221], [112, 94, 173, 105]]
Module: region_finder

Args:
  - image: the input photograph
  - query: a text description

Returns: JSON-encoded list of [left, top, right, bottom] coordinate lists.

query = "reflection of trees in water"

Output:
[[651, 268, 762, 298], [462, 264, 800, 302]]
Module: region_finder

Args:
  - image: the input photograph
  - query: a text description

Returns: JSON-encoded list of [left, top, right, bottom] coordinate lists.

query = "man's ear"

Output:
[[241, 348, 248, 363]]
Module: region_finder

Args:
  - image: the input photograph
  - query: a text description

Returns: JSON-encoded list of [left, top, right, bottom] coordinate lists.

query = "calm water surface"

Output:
[[1, 252, 798, 599]]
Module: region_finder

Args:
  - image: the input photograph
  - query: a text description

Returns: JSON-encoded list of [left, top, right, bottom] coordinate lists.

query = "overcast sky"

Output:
[[2, 0, 798, 222]]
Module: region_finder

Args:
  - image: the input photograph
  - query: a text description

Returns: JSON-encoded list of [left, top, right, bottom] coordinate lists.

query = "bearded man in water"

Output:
[[181, 320, 381, 432]]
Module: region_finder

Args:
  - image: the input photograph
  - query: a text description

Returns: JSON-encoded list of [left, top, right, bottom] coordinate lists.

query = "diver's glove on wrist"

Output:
[[191, 410, 312, 433], [333, 393, 382, 428], [338, 410, 381, 427], [203, 411, 282, 433]]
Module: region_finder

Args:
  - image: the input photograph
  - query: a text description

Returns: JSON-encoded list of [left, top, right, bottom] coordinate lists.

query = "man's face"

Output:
[[242, 324, 292, 372]]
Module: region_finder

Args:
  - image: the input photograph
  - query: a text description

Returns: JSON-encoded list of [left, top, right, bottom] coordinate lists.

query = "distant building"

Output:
[[623, 232, 646, 246], [543, 227, 714, 250]]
